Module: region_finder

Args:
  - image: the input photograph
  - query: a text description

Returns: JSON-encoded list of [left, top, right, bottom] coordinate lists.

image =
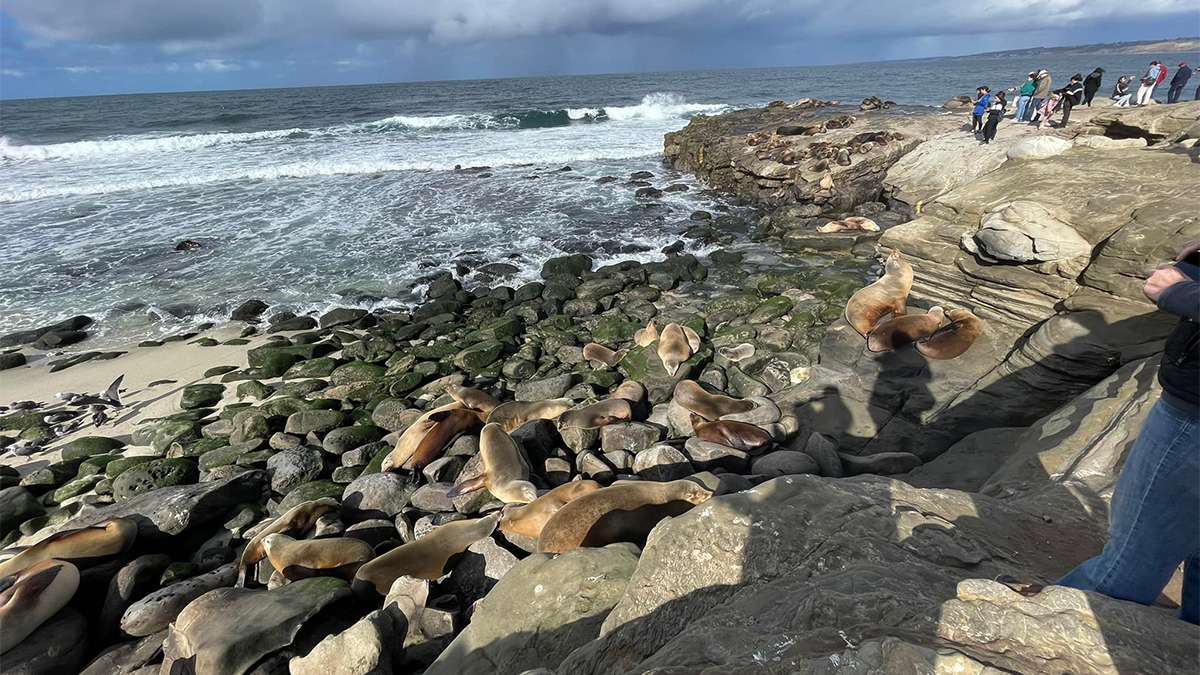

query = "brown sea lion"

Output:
[[691, 416, 773, 453], [633, 319, 658, 347], [0, 559, 80, 654], [557, 398, 633, 430], [867, 306, 945, 353], [486, 398, 575, 432], [917, 308, 984, 360], [446, 423, 537, 504], [716, 342, 755, 363], [498, 480, 602, 541], [719, 396, 782, 426], [260, 534, 375, 581], [657, 323, 701, 376], [351, 514, 500, 597], [384, 404, 483, 473], [817, 216, 879, 233], [844, 250, 913, 338], [673, 380, 754, 420], [237, 497, 339, 586], [0, 518, 137, 577], [447, 386, 501, 415], [582, 343, 624, 367], [608, 380, 646, 404], [537, 480, 713, 554]]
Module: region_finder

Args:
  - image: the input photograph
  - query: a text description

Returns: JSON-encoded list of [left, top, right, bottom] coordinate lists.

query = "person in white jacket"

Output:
[[1137, 61, 1163, 106]]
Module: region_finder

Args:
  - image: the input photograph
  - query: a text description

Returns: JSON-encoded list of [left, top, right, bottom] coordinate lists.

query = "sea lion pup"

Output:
[[633, 319, 659, 347], [691, 416, 773, 453], [0, 559, 80, 654], [557, 398, 633, 430], [260, 534, 375, 581], [486, 398, 575, 433], [237, 497, 339, 586], [447, 386, 500, 416], [867, 306, 946, 353], [383, 403, 483, 474], [498, 480, 602, 541], [716, 343, 755, 363], [0, 518, 136, 577], [446, 423, 537, 504], [537, 480, 713, 554], [844, 250, 913, 338], [917, 308, 984, 360], [582, 343, 624, 367], [657, 323, 701, 376], [352, 514, 500, 598], [673, 380, 754, 421]]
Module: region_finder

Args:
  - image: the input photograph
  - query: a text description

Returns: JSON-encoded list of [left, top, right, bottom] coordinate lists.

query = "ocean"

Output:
[[0, 51, 1182, 345]]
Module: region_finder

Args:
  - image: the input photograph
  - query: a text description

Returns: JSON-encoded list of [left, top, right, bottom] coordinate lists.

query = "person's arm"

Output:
[[1157, 280, 1200, 321]]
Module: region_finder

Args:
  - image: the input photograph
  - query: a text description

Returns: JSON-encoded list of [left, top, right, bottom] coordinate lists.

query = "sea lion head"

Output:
[[678, 481, 715, 505]]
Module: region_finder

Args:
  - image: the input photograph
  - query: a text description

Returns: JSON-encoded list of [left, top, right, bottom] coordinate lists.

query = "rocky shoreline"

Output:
[[2, 99, 1199, 674]]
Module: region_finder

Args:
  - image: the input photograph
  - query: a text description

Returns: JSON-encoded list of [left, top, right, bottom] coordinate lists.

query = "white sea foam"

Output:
[[0, 128, 307, 161], [603, 93, 728, 121]]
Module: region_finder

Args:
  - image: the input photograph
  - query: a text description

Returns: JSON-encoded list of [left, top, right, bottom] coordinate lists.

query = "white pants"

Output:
[[1113, 94, 1131, 107], [1136, 83, 1156, 105]]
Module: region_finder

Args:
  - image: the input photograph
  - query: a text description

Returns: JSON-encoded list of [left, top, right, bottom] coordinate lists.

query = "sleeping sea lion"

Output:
[[446, 386, 501, 415], [384, 404, 483, 473], [0, 518, 137, 577], [0, 559, 80, 654], [817, 216, 879, 233], [486, 398, 575, 432], [719, 396, 782, 426], [867, 306, 945, 353], [633, 320, 658, 347], [716, 343, 755, 363], [498, 480, 602, 541], [582, 343, 624, 367], [672, 380, 754, 421], [844, 250, 913, 338], [557, 398, 633, 430], [446, 423, 537, 503], [691, 416, 773, 453], [352, 514, 500, 598], [237, 497, 339, 586], [260, 534, 375, 581], [657, 323, 701, 376], [608, 380, 646, 404], [537, 480, 713, 554], [916, 308, 984, 360]]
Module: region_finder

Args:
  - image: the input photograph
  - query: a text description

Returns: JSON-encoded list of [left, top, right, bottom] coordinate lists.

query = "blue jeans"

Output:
[[1026, 97, 1044, 121], [1058, 397, 1199, 624], [1014, 95, 1031, 121]]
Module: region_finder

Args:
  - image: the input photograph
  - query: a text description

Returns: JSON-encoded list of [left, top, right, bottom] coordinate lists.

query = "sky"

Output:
[[1, 0, 1197, 99]]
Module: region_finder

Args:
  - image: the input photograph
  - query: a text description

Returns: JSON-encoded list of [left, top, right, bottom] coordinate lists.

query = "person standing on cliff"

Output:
[[970, 87, 991, 134], [1168, 63, 1192, 104], [981, 91, 1006, 144], [1014, 72, 1037, 121], [1112, 76, 1133, 107], [1052, 74, 1085, 128], [1057, 240, 1200, 625], [1137, 61, 1164, 105], [1082, 68, 1104, 106], [1028, 70, 1052, 123]]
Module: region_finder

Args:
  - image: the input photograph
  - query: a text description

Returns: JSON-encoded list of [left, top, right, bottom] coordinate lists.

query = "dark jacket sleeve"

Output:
[[1158, 281, 1200, 321]]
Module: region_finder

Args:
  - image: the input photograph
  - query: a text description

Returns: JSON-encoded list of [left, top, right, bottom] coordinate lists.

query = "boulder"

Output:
[[0, 608, 89, 674], [112, 458, 199, 501], [342, 472, 416, 518], [964, 201, 1091, 272], [288, 608, 401, 675], [632, 445, 692, 482], [1006, 135, 1072, 160], [120, 562, 238, 637], [267, 448, 324, 494], [750, 450, 819, 477]]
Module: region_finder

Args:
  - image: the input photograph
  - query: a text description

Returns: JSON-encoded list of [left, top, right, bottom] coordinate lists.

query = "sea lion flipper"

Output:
[[446, 475, 487, 498], [869, 312, 896, 333], [682, 326, 702, 353]]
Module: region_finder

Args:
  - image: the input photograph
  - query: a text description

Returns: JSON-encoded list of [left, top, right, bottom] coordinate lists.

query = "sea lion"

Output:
[[608, 380, 646, 404], [237, 498, 339, 586], [582, 343, 624, 367], [0, 518, 137, 577], [867, 306, 945, 353], [537, 480, 713, 554], [916, 308, 984, 360], [384, 404, 483, 473], [691, 416, 773, 453], [557, 398, 633, 430], [816, 216, 880, 234], [658, 323, 701, 376], [486, 398, 574, 432], [844, 250, 913, 338], [498, 480, 602, 541], [352, 514, 500, 597], [633, 320, 658, 347], [260, 534, 375, 581], [447, 386, 501, 415], [719, 396, 782, 426], [673, 380, 754, 420], [819, 172, 834, 190], [446, 423, 537, 503], [0, 559, 80, 654], [716, 343, 755, 363]]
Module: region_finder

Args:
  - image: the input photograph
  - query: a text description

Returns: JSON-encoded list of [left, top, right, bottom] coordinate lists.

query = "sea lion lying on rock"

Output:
[[917, 308, 985, 359], [673, 380, 755, 420], [383, 404, 483, 473], [844, 250, 912, 338], [0, 559, 80, 654], [867, 306, 946, 353], [558, 398, 633, 430], [486, 398, 574, 432], [237, 498, 339, 586], [447, 423, 537, 504], [817, 216, 880, 234], [498, 480, 602, 542], [537, 479, 713, 554], [657, 323, 702, 376], [0, 518, 136, 577], [583, 343, 624, 367], [352, 514, 500, 598], [260, 534, 374, 581]]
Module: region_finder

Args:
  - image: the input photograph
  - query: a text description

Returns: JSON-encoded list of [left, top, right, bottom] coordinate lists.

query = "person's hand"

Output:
[[1175, 240, 1200, 261], [1144, 266, 1188, 302]]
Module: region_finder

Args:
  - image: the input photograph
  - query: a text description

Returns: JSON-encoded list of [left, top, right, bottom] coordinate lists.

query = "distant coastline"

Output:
[[964, 37, 1200, 59]]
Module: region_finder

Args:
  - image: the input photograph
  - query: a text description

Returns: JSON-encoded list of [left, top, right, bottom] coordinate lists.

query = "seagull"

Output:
[[68, 375, 124, 408]]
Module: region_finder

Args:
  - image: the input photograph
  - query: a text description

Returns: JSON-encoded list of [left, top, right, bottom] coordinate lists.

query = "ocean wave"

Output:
[[0, 128, 307, 161]]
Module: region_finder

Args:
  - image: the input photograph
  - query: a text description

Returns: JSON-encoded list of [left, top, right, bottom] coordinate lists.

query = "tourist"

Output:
[[1058, 240, 1200, 626], [1028, 69, 1052, 123], [1054, 74, 1085, 127], [1112, 76, 1133, 107], [1036, 91, 1061, 129], [1014, 72, 1037, 121], [1168, 62, 1193, 104], [971, 86, 991, 134], [1082, 68, 1104, 106], [1137, 60, 1164, 105], [981, 91, 1006, 144]]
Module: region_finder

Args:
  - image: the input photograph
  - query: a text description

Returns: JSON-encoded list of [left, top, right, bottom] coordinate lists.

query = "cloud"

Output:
[[58, 65, 100, 74], [193, 58, 241, 72], [1, 68, 25, 77]]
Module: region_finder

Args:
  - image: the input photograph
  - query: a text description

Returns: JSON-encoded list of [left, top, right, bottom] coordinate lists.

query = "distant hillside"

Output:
[[974, 37, 1199, 58]]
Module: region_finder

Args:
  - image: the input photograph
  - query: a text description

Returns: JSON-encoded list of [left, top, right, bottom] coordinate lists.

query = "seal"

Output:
[[716, 343, 755, 363], [447, 386, 501, 415], [486, 398, 574, 432], [383, 404, 483, 473], [691, 416, 773, 452], [657, 323, 701, 376], [0, 559, 80, 654], [917, 308, 984, 360], [537, 479, 713, 554], [582, 343, 624, 367], [844, 250, 913, 338], [817, 216, 880, 233], [237, 497, 339, 586], [633, 319, 658, 347], [352, 513, 500, 598], [0, 518, 137, 577], [867, 306, 945, 353], [673, 380, 754, 420], [498, 480, 602, 541], [557, 398, 633, 430], [446, 423, 537, 504], [260, 534, 375, 581]]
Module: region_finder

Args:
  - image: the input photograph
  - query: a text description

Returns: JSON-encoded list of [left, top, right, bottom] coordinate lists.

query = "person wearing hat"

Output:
[[1083, 67, 1105, 106], [1137, 60, 1164, 106], [1168, 62, 1193, 104], [1028, 69, 1052, 123], [1015, 71, 1038, 121]]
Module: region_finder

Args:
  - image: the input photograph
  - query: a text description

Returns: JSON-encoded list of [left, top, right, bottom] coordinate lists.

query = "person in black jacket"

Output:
[[1054, 74, 1085, 127], [1083, 67, 1104, 106], [1058, 240, 1200, 625], [1168, 62, 1193, 104]]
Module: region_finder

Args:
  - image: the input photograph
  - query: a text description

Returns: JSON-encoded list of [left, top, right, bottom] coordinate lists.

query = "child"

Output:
[[971, 87, 991, 134], [1037, 91, 1062, 130], [982, 91, 1007, 143]]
